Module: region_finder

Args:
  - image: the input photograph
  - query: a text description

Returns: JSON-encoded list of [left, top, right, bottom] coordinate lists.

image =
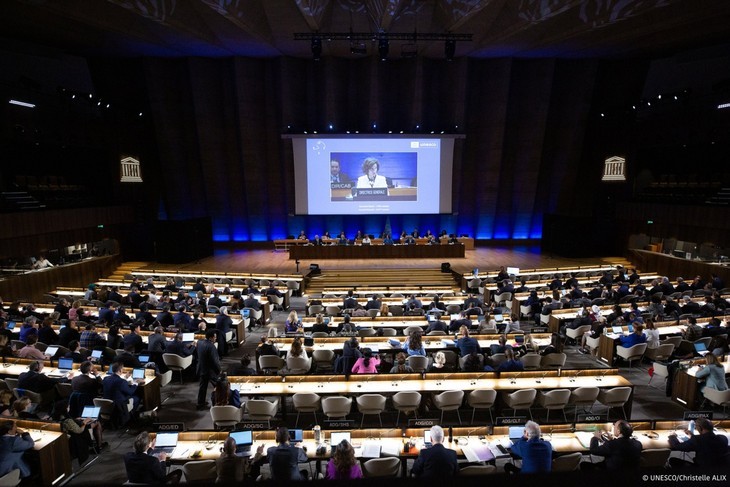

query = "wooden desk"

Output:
[[8, 419, 71, 486], [289, 244, 465, 260], [672, 360, 730, 410]]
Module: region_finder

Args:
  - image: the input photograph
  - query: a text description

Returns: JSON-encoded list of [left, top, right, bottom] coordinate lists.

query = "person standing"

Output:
[[411, 425, 458, 478], [196, 329, 220, 410]]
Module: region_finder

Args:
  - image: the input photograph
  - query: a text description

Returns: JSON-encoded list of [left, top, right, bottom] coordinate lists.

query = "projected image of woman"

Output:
[[356, 157, 388, 188]]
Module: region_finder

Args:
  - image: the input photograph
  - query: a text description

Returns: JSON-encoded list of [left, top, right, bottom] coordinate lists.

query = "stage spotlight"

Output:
[[378, 38, 389, 61], [311, 37, 322, 61], [444, 39, 455, 61]]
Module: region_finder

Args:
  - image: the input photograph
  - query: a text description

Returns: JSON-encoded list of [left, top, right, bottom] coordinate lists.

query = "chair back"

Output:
[[540, 352, 567, 368], [599, 386, 632, 406], [322, 396, 352, 418], [489, 353, 507, 368], [246, 399, 278, 419], [552, 452, 582, 472], [434, 390, 464, 410], [459, 465, 496, 476], [0, 468, 21, 487], [325, 305, 341, 316], [285, 356, 311, 374], [367, 309, 379, 318], [182, 460, 217, 482], [392, 391, 421, 410], [381, 328, 397, 336], [356, 394, 387, 414], [540, 388, 571, 408], [406, 355, 429, 372], [259, 355, 285, 372], [639, 448, 671, 468], [292, 393, 321, 412], [521, 353, 542, 369], [362, 457, 401, 477], [468, 389, 497, 407], [506, 388, 537, 408], [163, 353, 193, 369], [159, 370, 173, 387], [210, 405, 242, 423], [570, 386, 600, 406], [358, 328, 377, 337]]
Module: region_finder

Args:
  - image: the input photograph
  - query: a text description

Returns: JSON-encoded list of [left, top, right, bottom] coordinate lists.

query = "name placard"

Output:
[[354, 188, 388, 199], [238, 421, 270, 430], [154, 422, 185, 432], [683, 411, 713, 420], [408, 418, 438, 428], [495, 417, 527, 426], [577, 413, 608, 423], [323, 420, 356, 429]]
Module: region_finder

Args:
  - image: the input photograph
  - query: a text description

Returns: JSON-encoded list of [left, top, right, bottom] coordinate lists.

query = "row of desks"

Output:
[[275, 237, 475, 251], [124, 269, 303, 284], [289, 244, 466, 260]]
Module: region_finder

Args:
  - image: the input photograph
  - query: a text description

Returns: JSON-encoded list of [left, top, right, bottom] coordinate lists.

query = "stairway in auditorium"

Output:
[[109, 262, 152, 280], [306, 268, 461, 295]]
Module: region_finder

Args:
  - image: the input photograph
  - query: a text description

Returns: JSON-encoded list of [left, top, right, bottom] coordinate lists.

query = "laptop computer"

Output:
[[694, 342, 710, 356], [229, 430, 253, 455], [493, 314, 504, 323], [426, 314, 436, 323], [611, 326, 623, 334], [514, 334, 525, 345], [241, 308, 250, 319], [90, 349, 103, 360], [137, 354, 150, 364], [509, 426, 525, 445], [323, 317, 330, 325], [289, 429, 303, 443], [58, 357, 74, 372], [6, 321, 15, 330], [330, 432, 351, 452], [81, 406, 101, 420], [423, 430, 432, 447], [303, 337, 314, 347], [132, 368, 146, 380], [627, 324, 634, 333], [152, 432, 178, 454], [45, 346, 59, 358], [182, 333, 195, 342]]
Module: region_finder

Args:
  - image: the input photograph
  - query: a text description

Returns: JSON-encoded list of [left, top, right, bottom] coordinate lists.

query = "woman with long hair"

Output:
[[403, 331, 425, 356], [285, 311, 300, 333], [286, 337, 308, 360], [697, 353, 729, 392], [644, 319, 660, 349], [378, 302, 391, 317], [326, 439, 363, 479], [211, 374, 241, 408]]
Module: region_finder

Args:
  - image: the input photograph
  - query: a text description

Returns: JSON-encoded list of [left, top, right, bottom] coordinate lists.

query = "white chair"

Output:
[[258, 355, 285, 374], [566, 325, 591, 344], [648, 361, 670, 389], [245, 399, 279, 427], [381, 328, 397, 336], [356, 394, 387, 427], [538, 388, 571, 422], [362, 457, 401, 478], [182, 459, 216, 483], [322, 396, 352, 420], [403, 326, 423, 336], [162, 353, 193, 384], [616, 343, 648, 368], [432, 390, 464, 425], [540, 352, 566, 368], [552, 452, 582, 472], [392, 391, 421, 425], [406, 355, 429, 373], [159, 370, 173, 388], [308, 305, 324, 316], [459, 465, 496, 476], [326, 305, 341, 316], [312, 349, 335, 373], [12, 388, 42, 405], [93, 398, 116, 424], [503, 388, 537, 419], [597, 386, 632, 419], [585, 335, 601, 356], [569, 386, 600, 421], [0, 469, 20, 487], [358, 328, 377, 337], [269, 294, 284, 311], [467, 389, 496, 424], [661, 336, 682, 349], [703, 387, 730, 415], [286, 280, 300, 297], [283, 356, 312, 375], [645, 343, 675, 362], [210, 405, 242, 430], [519, 304, 532, 320], [521, 353, 542, 370], [249, 307, 263, 327], [366, 309, 379, 318], [292, 392, 321, 427], [489, 353, 507, 368]]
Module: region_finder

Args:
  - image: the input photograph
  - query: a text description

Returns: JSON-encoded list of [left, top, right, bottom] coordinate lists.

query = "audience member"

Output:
[[216, 436, 264, 483], [583, 420, 642, 470], [504, 420, 552, 474], [124, 431, 182, 484], [0, 420, 35, 479], [411, 425, 458, 478], [326, 439, 363, 479], [266, 427, 308, 481], [668, 418, 730, 468]]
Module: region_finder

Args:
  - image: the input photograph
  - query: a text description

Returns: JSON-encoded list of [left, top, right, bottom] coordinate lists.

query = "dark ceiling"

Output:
[[3, 0, 730, 60]]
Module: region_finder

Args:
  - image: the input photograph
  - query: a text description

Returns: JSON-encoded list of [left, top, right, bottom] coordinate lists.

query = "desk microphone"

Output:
[[465, 427, 480, 439], [535, 371, 548, 384], [569, 370, 581, 383], [509, 372, 521, 385]]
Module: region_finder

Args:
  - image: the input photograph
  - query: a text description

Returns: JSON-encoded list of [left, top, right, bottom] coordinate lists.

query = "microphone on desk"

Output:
[[596, 369, 611, 382], [570, 370, 581, 383], [510, 372, 521, 385], [465, 427, 480, 440], [535, 371, 548, 384]]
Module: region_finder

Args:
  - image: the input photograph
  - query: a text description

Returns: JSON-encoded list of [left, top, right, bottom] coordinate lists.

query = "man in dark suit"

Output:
[[102, 362, 139, 426], [364, 295, 381, 311], [668, 418, 730, 468], [215, 308, 233, 356], [266, 426, 309, 481], [166, 333, 195, 357], [123, 323, 144, 353], [155, 304, 174, 329], [448, 312, 473, 333], [681, 296, 701, 315], [411, 425, 458, 478], [124, 431, 182, 484], [584, 420, 642, 470], [463, 293, 481, 310], [243, 293, 261, 311], [505, 421, 552, 474], [196, 329, 221, 410], [108, 286, 123, 305], [18, 361, 66, 409], [343, 290, 358, 310], [97, 303, 116, 326]]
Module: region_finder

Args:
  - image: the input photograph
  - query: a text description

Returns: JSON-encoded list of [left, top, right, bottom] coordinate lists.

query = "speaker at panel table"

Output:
[[330, 153, 417, 201]]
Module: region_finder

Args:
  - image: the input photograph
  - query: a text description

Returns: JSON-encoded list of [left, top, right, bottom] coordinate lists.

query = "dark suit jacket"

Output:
[[215, 315, 233, 333], [124, 451, 166, 483], [196, 338, 221, 376], [102, 374, 137, 405], [123, 332, 144, 353], [343, 297, 358, 309], [411, 443, 458, 478], [589, 436, 642, 469], [243, 298, 260, 310], [18, 370, 62, 393], [669, 432, 730, 468]]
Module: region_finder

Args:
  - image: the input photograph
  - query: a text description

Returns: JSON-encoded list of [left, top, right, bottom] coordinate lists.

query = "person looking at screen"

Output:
[[330, 159, 350, 184], [356, 157, 388, 188]]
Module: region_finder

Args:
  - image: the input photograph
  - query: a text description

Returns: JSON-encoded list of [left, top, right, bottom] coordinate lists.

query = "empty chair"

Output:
[[502, 388, 537, 419], [403, 325, 423, 336], [551, 452, 583, 472], [308, 305, 324, 316], [248, 308, 263, 327], [362, 457, 401, 478], [616, 343, 647, 368], [325, 305, 341, 316], [406, 355, 429, 373], [648, 361, 670, 389], [282, 356, 312, 375], [538, 389, 571, 422], [159, 370, 173, 388], [640, 448, 671, 469], [269, 294, 284, 311], [645, 343, 675, 362], [569, 386, 600, 421], [322, 396, 352, 420], [540, 352, 566, 368], [93, 398, 116, 425], [427, 330, 446, 336], [566, 325, 591, 344], [459, 465, 497, 476], [597, 386, 632, 419], [432, 390, 464, 425], [661, 336, 682, 349], [389, 305, 404, 316], [162, 353, 193, 384], [286, 280, 300, 297], [459, 353, 483, 370], [0, 469, 20, 487], [467, 389, 497, 424], [380, 328, 397, 336], [292, 393, 321, 427], [521, 353, 542, 370], [358, 328, 377, 337], [312, 349, 335, 372], [258, 355, 286, 375], [245, 399, 279, 427], [392, 391, 421, 425], [356, 394, 387, 427], [182, 460, 217, 483], [519, 304, 532, 319], [366, 309, 379, 318], [702, 387, 730, 415], [210, 405, 242, 430]]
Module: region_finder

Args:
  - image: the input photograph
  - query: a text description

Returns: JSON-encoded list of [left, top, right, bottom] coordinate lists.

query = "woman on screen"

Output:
[[355, 157, 388, 188]]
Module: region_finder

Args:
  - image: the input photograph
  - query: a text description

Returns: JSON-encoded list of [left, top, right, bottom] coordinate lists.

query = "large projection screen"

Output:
[[288, 135, 459, 215]]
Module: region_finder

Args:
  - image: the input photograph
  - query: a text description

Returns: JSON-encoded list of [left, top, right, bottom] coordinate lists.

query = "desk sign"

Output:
[[495, 417, 527, 426], [683, 411, 713, 420], [530, 327, 548, 333], [408, 418, 438, 428], [324, 420, 355, 429], [154, 423, 185, 432], [238, 421, 270, 430], [577, 413, 607, 423]]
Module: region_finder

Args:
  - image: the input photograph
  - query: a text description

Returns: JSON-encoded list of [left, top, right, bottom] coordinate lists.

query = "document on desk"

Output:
[[575, 432, 594, 449], [360, 442, 381, 459], [381, 443, 401, 457], [488, 442, 510, 459], [461, 444, 495, 462], [441, 339, 455, 347]]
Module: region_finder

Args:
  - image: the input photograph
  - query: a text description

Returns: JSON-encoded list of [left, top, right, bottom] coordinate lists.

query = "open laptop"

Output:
[[423, 430, 432, 447], [694, 342, 710, 356], [289, 429, 303, 443], [330, 432, 351, 452], [152, 432, 178, 455], [58, 357, 74, 372], [6, 321, 15, 331], [137, 354, 150, 364], [323, 317, 330, 325], [241, 308, 250, 319], [182, 333, 195, 342], [45, 346, 59, 358], [514, 334, 525, 345], [229, 430, 253, 456], [90, 349, 103, 360], [509, 426, 525, 445], [611, 325, 623, 335], [132, 368, 146, 380], [426, 314, 436, 323], [81, 406, 101, 420], [493, 314, 504, 323], [627, 324, 634, 333]]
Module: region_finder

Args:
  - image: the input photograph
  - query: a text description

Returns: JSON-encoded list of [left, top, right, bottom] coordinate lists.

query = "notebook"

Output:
[[330, 432, 351, 452], [132, 368, 146, 380], [81, 406, 101, 420], [152, 432, 178, 454], [182, 333, 195, 342], [229, 430, 253, 455]]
